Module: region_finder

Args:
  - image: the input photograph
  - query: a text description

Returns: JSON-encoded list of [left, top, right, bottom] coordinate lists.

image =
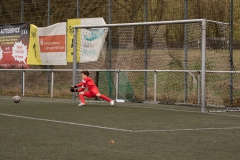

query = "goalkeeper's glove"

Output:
[[70, 87, 78, 92]]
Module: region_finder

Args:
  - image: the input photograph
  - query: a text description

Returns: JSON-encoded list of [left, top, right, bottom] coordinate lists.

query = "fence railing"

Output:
[[2, 69, 240, 112]]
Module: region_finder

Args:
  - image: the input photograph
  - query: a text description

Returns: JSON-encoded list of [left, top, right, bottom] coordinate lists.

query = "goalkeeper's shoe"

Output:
[[78, 103, 85, 106], [110, 100, 114, 106]]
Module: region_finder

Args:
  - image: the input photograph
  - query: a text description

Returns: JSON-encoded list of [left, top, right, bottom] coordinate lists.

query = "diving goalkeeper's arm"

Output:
[[70, 82, 86, 92]]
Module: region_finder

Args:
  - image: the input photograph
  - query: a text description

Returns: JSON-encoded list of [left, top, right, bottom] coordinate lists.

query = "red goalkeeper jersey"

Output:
[[76, 77, 97, 91]]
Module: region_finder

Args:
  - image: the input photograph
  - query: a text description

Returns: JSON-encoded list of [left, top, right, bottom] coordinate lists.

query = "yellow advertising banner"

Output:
[[67, 19, 81, 62], [27, 24, 41, 65]]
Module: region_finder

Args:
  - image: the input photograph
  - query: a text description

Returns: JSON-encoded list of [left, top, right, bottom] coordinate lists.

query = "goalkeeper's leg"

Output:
[[97, 93, 114, 106], [97, 94, 111, 102], [78, 92, 94, 106], [95, 93, 114, 105], [78, 94, 85, 106], [90, 89, 109, 102], [91, 88, 114, 105]]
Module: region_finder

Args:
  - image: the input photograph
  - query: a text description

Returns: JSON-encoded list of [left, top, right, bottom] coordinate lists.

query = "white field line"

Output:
[[128, 105, 240, 118], [127, 105, 200, 113], [1, 113, 240, 133], [133, 127, 240, 132], [0, 113, 131, 132]]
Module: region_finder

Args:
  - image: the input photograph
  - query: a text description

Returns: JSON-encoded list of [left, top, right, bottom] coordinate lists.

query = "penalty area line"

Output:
[[0, 113, 240, 133], [0, 113, 132, 132], [132, 127, 240, 132]]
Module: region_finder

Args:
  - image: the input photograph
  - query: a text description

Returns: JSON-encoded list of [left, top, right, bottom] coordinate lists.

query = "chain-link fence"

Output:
[[0, 1, 238, 36], [1, 0, 240, 107], [0, 0, 239, 48], [0, 0, 239, 68]]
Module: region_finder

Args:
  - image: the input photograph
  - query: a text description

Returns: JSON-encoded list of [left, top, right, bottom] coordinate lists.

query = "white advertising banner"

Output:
[[38, 22, 66, 65], [78, 18, 108, 63]]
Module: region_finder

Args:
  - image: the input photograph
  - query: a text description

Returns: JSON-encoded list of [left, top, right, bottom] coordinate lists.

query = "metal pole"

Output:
[[77, 0, 80, 18], [72, 28, 77, 102], [201, 19, 207, 113], [51, 71, 54, 98], [108, 0, 112, 98], [230, 0, 234, 104], [47, 0, 51, 93], [21, 0, 24, 95], [47, 0, 51, 30], [116, 71, 119, 100], [154, 71, 157, 102], [184, 0, 188, 103], [144, 0, 148, 100], [75, 19, 213, 29], [76, 0, 80, 84], [22, 70, 25, 96], [108, 0, 112, 69], [21, 0, 24, 22], [198, 71, 201, 105]]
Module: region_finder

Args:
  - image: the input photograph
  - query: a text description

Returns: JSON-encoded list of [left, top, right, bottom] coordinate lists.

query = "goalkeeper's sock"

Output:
[[100, 94, 111, 102], [79, 94, 86, 104]]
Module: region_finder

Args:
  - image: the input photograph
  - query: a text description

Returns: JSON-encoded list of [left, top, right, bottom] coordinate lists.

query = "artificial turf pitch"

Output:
[[0, 96, 240, 160]]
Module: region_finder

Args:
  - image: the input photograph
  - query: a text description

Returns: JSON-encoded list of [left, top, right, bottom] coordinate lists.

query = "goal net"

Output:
[[73, 19, 232, 111]]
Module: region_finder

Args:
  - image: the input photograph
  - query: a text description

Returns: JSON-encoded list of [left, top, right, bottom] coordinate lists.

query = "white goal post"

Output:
[[72, 19, 230, 113]]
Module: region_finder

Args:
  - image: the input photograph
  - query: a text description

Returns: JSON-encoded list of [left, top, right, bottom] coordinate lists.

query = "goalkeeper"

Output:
[[71, 71, 114, 106]]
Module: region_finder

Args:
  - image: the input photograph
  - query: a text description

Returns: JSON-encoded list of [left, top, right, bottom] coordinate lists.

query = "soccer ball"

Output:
[[13, 95, 20, 103]]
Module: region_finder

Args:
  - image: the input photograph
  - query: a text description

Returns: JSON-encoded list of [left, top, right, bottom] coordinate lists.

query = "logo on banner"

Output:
[[12, 41, 27, 64], [39, 35, 65, 53], [80, 27, 108, 62], [83, 28, 105, 41]]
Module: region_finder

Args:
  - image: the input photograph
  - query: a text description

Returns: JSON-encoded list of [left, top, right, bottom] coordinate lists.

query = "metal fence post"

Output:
[[72, 28, 77, 102], [22, 70, 25, 96], [47, 0, 51, 94], [51, 70, 54, 98], [77, 0, 80, 18], [21, 0, 24, 95], [230, 0, 234, 104], [154, 71, 157, 102], [184, 0, 188, 103], [144, 0, 148, 100], [76, 0, 80, 83], [21, 0, 24, 22], [108, 0, 113, 98], [201, 19, 207, 113], [198, 71, 201, 105], [115, 71, 119, 100], [108, 0, 112, 69]]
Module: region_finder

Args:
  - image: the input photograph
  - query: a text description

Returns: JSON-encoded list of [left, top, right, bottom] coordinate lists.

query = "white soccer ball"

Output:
[[13, 95, 20, 103]]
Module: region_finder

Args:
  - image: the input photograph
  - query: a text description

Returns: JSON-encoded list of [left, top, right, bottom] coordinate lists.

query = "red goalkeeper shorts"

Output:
[[83, 87, 99, 98]]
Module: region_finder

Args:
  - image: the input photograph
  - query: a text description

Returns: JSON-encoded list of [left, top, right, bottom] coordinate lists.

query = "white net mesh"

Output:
[[73, 21, 232, 106]]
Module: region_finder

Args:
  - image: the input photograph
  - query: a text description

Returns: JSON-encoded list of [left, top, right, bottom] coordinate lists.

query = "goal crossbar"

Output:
[[74, 19, 206, 29]]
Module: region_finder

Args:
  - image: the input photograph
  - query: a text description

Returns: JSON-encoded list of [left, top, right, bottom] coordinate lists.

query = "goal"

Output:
[[72, 19, 230, 112]]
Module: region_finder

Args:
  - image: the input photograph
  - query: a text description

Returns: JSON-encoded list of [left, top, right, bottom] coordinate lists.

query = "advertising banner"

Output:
[[67, 18, 108, 63], [79, 18, 108, 63], [67, 19, 81, 62], [0, 23, 30, 68], [27, 24, 41, 65], [38, 22, 66, 65]]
